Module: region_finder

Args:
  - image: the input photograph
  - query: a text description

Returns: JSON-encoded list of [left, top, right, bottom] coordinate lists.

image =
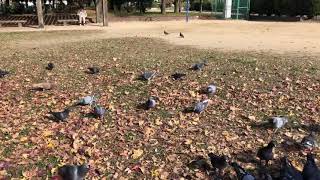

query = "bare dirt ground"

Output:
[[1, 20, 320, 56]]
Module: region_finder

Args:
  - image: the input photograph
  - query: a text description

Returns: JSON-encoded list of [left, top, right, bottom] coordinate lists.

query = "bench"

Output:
[[58, 19, 78, 26], [0, 20, 27, 27]]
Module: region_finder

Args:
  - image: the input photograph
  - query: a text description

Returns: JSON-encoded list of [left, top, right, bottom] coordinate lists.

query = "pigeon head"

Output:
[[78, 164, 90, 177], [267, 141, 276, 148]]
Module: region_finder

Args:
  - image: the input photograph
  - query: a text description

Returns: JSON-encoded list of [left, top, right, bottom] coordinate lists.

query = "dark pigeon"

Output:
[[194, 99, 209, 114], [230, 162, 256, 180], [208, 153, 228, 174], [145, 97, 156, 109], [164, 30, 169, 35], [50, 109, 70, 122], [301, 132, 318, 150], [191, 61, 207, 71], [141, 71, 156, 81], [46, 63, 55, 70], [188, 156, 211, 172], [257, 141, 276, 166], [180, 32, 184, 38], [0, 69, 9, 78], [302, 153, 320, 180], [279, 156, 303, 180], [58, 164, 89, 180], [87, 67, 100, 74], [93, 105, 106, 119], [171, 72, 186, 80]]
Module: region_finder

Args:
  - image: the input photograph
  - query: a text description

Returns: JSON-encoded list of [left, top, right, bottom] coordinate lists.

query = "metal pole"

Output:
[[186, 0, 189, 22]]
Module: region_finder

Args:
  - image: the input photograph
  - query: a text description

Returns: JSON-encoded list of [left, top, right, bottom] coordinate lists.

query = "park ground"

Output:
[[0, 20, 320, 179]]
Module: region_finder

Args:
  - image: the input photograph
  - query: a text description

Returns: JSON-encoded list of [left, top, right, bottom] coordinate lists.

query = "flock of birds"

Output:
[[0, 53, 319, 180]]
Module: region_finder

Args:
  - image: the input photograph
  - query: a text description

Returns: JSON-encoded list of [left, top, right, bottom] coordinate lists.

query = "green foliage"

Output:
[[109, 0, 154, 14], [190, 0, 213, 11]]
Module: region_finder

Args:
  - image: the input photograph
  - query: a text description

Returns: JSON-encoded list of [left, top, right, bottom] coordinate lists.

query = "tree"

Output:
[[161, 0, 166, 14], [174, 0, 179, 13], [200, 0, 202, 13]]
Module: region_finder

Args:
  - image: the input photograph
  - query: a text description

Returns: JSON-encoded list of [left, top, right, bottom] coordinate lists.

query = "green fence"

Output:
[[212, 0, 250, 19]]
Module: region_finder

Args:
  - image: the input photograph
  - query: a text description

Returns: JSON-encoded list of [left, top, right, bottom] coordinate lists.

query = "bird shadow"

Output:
[[250, 121, 273, 130], [45, 115, 64, 123], [85, 70, 98, 75], [136, 103, 149, 110], [182, 107, 194, 114], [81, 112, 97, 119], [232, 150, 258, 164], [279, 136, 301, 153]]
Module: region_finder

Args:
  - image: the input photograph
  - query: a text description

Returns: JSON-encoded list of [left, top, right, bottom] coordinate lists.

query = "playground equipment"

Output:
[[212, 0, 250, 20]]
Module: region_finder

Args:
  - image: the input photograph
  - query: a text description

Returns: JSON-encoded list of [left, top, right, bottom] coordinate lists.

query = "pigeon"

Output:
[[301, 132, 318, 150], [230, 162, 256, 180], [260, 172, 273, 180], [145, 97, 156, 109], [279, 156, 303, 180], [0, 69, 9, 78], [179, 32, 184, 38], [188, 156, 211, 172], [93, 105, 106, 119], [46, 63, 54, 70], [207, 84, 217, 94], [257, 141, 276, 166], [208, 153, 228, 174], [191, 61, 207, 71], [58, 164, 89, 180], [171, 72, 186, 80], [164, 30, 169, 35], [193, 99, 209, 114], [141, 71, 156, 81], [302, 153, 320, 180], [50, 109, 70, 122], [87, 67, 100, 74], [31, 82, 55, 90], [269, 116, 288, 132], [76, 95, 96, 106]]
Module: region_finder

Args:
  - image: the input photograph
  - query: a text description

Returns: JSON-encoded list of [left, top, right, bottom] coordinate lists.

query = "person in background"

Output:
[[77, 7, 87, 26]]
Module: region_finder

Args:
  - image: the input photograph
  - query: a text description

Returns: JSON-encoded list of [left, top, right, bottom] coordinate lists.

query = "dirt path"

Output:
[[2, 20, 320, 56]]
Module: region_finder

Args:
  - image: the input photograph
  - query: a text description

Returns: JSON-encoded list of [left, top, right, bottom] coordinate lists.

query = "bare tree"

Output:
[[161, 0, 166, 14], [200, 0, 203, 13]]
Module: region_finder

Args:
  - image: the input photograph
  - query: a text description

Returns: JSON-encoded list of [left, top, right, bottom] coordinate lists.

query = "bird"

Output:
[[279, 156, 303, 180], [179, 32, 184, 38], [301, 132, 318, 150], [260, 172, 273, 180], [257, 141, 276, 166], [50, 109, 70, 122], [230, 162, 256, 180], [269, 116, 288, 132], [58, 164, 89, 180], [31, 82, 55, 91], [76, 95, 96, 106], [87, 67, 100, 74], [46, 63, 54, 70], [0, 69, 9, 78], [141, 71, 156, 81], [208, 153, 228, 174], [207, 84, 217, 94], [191, 61, 207, 71], [193, 99, 209, 114], [302, 153, 320, 180], [164, 30, 169, 35], [188, 155, 211, 172], [145, 97, 156, 109], [171, 72, 186, 80], [93, 105, 106, 119]]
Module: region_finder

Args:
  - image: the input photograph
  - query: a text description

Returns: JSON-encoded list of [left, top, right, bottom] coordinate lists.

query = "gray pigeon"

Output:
[[301, 132, 318, 150], [269, 116, 288, 132], [146, 97, 156, 109], [0, 69, 9, 78], [207, 84, 217, 94], [93, 105, 106, 119], [77, 95, 96, 106], [50, 109, 70, 122], [141, 71, 156, 81], [87, 67, 100, 74], [231, 162, 256, 180], [58, 164, 89, 180], [303, 153, 320, 180], [194, 99, 209, 114], [191, 61, 207, 71]]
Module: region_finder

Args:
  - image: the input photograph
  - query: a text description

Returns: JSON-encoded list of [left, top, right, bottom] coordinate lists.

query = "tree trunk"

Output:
[[174, 0, 179, 13], [179, 0, 182, 12], [25, 0, 28, 8], [102, 0, 108, 26], [200, 0, 203, 13], [161, 0, 166, 14], [36, 0, 44, 28], [96, 0, 103, 23]]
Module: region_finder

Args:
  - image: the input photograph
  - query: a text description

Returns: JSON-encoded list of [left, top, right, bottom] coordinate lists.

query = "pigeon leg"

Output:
[[265, 160, 269, 167]]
